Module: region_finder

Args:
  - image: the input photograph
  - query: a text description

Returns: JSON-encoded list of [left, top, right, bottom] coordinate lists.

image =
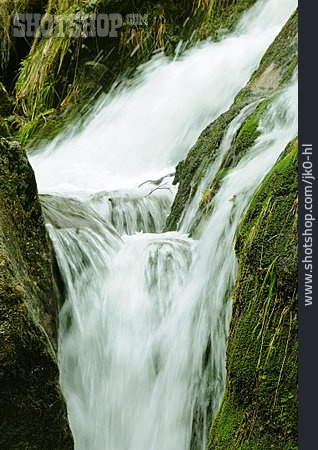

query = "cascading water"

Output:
[[88, 182, 175, 235], [28, 1, 297, 449], [31, 0, 296, 193]]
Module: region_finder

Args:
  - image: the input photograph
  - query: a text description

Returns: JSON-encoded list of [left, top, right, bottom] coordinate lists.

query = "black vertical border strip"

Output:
[[299, 1, 318, 449]]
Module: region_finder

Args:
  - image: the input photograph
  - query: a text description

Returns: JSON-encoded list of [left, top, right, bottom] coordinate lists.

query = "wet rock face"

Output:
[[0, 138, 73, 449], [208, 140, 298, 450]]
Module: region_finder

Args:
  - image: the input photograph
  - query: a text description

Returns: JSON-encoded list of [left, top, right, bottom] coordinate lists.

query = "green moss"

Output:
[[233, 106, 261, 155], [208, 139, 298, 449], [237, 113, 259, 142], [221, 98, 272, 171]]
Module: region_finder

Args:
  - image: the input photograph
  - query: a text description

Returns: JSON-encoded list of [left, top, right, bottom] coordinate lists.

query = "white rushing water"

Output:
[[29, 1, 297, 449], [30, 0, 296, 193]]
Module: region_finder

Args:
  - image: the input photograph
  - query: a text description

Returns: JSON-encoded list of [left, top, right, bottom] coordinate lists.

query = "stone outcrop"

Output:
[[0, 138, 73, 449]]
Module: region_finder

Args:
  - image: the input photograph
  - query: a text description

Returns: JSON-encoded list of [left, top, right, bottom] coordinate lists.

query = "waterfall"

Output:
[[29, 1, 297, 449], [88, 183, 175, 235], [30, 0, 296, 194]]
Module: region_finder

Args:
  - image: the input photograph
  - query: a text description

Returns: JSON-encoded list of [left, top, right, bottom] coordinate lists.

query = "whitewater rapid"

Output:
[[29, 1, 297, 449]]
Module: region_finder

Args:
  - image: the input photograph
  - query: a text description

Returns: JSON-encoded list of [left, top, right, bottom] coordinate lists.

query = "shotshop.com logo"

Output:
[[13, 13, 148, 38]]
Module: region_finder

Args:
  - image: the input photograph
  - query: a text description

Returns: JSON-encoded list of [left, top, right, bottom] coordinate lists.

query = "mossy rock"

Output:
[[0, 138, 73, 448], [208, 139, 298, 449], [165, 10, 298, 232]]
